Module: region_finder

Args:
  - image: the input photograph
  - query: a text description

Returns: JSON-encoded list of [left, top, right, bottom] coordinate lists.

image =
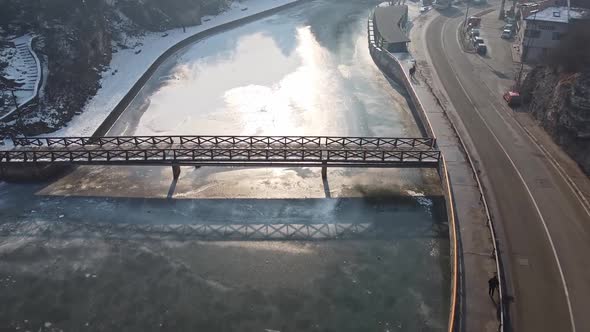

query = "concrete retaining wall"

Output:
[[368, 16, 459, 332], [0, 164, 71, 182], [368, 18, 436, 139]]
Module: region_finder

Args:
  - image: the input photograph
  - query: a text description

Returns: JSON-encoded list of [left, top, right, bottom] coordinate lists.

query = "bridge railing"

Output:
[[12, 136, 436, 150], [0, 148, 441, 164]]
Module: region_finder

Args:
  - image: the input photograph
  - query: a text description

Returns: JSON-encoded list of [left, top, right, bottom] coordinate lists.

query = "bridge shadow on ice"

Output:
[[0, 192, 448, 241]]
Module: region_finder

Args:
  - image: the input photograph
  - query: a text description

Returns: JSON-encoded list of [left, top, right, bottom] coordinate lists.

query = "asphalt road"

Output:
[[424, 8, 590, 332]]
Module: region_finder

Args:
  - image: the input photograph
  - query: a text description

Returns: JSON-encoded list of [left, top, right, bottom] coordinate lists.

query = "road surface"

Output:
[[424, 7, 590, 332]]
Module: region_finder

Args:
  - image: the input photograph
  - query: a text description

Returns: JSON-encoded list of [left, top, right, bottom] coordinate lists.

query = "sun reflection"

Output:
[[128, 18, 412, 138], [222, 26, 339, 136], [209, 241, 313, 255], [135, 31, 301, 135]]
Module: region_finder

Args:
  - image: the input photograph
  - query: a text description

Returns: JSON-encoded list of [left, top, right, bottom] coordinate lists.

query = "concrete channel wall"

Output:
[[368, 16, 459, 332], [367, 19, 436, 140]]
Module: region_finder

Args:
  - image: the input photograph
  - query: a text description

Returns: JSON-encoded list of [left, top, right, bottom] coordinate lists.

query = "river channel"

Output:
[[0, 0, 450, 331]]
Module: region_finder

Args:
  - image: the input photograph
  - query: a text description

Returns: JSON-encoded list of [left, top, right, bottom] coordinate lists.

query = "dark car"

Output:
[[477, 43, 487, 55], [472, 36, 484, 46]]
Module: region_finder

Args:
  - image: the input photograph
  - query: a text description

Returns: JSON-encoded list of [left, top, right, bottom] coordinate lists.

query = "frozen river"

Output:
[[0, 0, 450, 331]]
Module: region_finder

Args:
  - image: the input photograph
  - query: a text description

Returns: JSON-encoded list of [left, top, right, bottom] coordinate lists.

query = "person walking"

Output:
[[409, 64, 416, 78], [488, 274, 499, 297]]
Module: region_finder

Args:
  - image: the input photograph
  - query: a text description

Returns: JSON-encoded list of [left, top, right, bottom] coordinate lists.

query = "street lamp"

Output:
[[463, 0, 471, 28]]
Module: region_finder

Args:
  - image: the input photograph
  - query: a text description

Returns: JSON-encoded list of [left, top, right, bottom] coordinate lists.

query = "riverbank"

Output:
[[367, 8, 457, 331]]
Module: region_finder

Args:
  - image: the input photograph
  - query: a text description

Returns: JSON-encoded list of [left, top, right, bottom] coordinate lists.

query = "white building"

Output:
[[520, 6, 588, 62]]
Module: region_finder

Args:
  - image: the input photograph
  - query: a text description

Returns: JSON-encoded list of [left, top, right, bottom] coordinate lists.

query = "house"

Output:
[[519, 5, 589, 62], [516, 0, 565, 22], [372, 5, 410, 53]]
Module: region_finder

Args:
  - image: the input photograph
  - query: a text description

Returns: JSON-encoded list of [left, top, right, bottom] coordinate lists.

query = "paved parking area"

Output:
[[464, 9, 518, 96]]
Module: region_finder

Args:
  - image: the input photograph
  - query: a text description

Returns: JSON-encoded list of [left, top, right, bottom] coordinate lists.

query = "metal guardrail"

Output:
[[12, 135, 437, 150]]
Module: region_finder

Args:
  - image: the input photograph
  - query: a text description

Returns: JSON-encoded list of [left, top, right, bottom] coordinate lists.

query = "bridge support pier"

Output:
[[321, 162, 327, 179], [172, 165, 181, 179]]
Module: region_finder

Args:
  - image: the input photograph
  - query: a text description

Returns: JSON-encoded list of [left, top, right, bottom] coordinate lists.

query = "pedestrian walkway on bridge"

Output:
[[1, 135, 442, 179]]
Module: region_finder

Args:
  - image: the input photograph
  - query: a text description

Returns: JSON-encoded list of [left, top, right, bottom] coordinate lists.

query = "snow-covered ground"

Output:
[[50, 0, 299, 137], [0, 34, 42, 120]]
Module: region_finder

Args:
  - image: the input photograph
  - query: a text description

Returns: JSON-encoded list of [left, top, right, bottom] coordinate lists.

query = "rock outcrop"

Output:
[[520, 18, 590, 175], [521, 67, 590, 174]]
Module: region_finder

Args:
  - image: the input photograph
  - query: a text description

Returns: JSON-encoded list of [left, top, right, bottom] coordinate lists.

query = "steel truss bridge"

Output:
[[2, 135, 441, 178]]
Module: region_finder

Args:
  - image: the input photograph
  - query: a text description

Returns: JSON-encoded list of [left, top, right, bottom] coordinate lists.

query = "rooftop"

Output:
[[525, 6, 589, 23], [374, 5, 410, 44]]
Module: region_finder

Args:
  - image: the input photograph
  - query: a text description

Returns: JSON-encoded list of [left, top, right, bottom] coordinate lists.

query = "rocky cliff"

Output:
[[522, 67, 590, 174], [521, 19, 590, 174], [0, 0, 230, 136]]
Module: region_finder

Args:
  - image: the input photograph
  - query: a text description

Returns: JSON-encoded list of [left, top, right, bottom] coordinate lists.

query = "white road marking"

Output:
[[439, 17, 577, 332], [512, 120, 590, 218]]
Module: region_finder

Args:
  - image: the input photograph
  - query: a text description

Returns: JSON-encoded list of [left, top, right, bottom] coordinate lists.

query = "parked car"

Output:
[[503, 23, 514, 32], [469, 28, 481, 37], [503, 90, 522, 106], [476, 43, 487, 55], [472, 36, 484, 46], [501, 29, 513, 39]]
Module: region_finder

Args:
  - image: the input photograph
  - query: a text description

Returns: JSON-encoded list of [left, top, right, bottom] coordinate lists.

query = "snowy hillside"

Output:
[[0, 35, 41, 120]]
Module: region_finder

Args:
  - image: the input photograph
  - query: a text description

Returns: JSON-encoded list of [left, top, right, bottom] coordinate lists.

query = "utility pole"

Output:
[[10, 89, 18, 110], [499, 0, 506, 20], [511, 0, 518, 18], [463, 0, 471, 28], [463, 0, 471, 33]]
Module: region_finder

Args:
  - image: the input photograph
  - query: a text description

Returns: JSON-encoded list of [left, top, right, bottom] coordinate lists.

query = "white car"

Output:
[[501, 29, 513, 39]]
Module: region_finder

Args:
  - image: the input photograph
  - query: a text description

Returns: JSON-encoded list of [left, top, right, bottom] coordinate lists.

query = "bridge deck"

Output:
[[2, 136, 441, 168]]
